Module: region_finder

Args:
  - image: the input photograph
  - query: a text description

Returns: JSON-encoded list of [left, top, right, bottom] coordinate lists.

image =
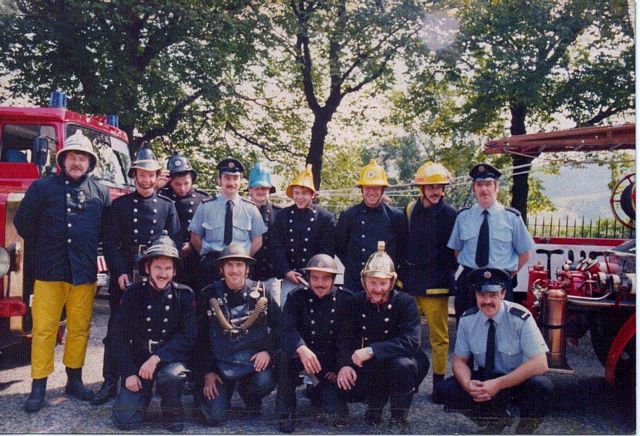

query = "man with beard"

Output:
[[435, 267, 553, 434], [16, 131, 110, 412], [93, 144, 180, 406], [335, 160, 405, 293], [189, 158, 266, 288], [111, 234, 196, 433], [448, 163, 535, 319], [336, 242, 429, 428], [160, 151, 211, 290], [401, 162, 457, 402], [194, 245, 281, 426], [272, 164, 335, 307], [247, 163, 281, 284], [276, 254, 353, 433]]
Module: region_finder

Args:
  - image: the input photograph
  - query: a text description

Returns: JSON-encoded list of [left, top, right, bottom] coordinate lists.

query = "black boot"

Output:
[[91, 378, 118, 405], [389, 390, 414, 426], [515, 417, 542, 434], [364, 407, 383, 425], [278, 413, 296, 433], [24, 378, 47, 413], [431, 373, 445, 404], [65, 367, 94, 401]]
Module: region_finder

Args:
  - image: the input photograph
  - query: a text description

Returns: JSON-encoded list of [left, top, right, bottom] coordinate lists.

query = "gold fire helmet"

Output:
[[360, 241, 397, 292], [414, 162, 452, 185], [286, 164, 316, 199], [357, 160, 389, 188]]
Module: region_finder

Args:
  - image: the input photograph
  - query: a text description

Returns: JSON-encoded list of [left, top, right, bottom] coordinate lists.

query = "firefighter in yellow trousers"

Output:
[[400, 162, 457, 403]]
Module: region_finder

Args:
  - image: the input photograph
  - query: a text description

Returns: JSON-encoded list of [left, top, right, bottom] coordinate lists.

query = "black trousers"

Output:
[[175, 251, 201, 291], [435, 371, 553, 420], [101, 292, 123, 382], [276, 353, 344, 416], [197, 252, 221, 291], [339, 355, 429, 410], [455, 268, 515, 321], [112, 362, 189, 428]]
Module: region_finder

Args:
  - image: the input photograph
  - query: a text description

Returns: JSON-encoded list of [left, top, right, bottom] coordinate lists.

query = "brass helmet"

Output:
[[414, 162, 451, 185], [360, 241, 397, 292], [286, 164, 316, 198], [56, 130, 98, 172], [137, 230, 181, 275], [357, 160, 389, 187], [216, 244, 256, 266], [302, 254, 340, 275], [128, 142, 162, 178]]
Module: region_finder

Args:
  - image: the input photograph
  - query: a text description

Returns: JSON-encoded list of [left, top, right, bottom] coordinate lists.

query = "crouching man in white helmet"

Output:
[[335, 242, 430, 429]]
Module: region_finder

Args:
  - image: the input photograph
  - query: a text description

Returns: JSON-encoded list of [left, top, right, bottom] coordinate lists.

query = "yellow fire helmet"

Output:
[[360, 241, 397, 292], [414, 161, 452, 185], [357, 160, 389, 187], [286, 164, 316, 199]]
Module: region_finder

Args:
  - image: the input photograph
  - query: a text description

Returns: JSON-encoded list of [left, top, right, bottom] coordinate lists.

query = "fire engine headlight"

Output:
[[0, 247, 10, 278]]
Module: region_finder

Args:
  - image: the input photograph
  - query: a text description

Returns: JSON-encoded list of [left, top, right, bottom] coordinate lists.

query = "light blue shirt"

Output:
[[189, 194, 267, 255], [454, 300, 549, 374], [447, 202, 534, 271]]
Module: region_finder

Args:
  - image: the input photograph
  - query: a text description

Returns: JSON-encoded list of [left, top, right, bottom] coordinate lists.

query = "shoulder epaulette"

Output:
[[194, 188, 211, 197], [202, 197, 216, 204], [457, 206, 471, 215], [509, 306, 531, 320], [335, 285, 355, 296], [241, 197, 256, 206], [505, 207, 521, 216], [172, 282, 194, 293], [461, 306, 479, 317], [156, 193, 174, 202]]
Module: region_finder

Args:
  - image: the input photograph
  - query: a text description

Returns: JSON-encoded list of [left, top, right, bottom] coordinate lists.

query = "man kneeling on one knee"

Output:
[[435, 267, 553, 433]]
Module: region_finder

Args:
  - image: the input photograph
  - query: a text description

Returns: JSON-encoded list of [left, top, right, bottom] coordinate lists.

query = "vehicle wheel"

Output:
[[590, 312, 632, 367]]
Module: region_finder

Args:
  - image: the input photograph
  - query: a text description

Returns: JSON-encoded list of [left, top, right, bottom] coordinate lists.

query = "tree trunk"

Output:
[[508, 103, 534, 224], [306, 109, 333, 190]]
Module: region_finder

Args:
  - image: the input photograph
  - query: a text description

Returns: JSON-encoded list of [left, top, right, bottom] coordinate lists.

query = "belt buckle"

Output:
[[225, 328, 243, 341], [148, 339, 160, 354]]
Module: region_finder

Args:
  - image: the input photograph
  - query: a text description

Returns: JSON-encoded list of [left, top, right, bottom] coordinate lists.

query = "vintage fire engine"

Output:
[[485, 124, 635, 390], [0, 91, 132, 353]]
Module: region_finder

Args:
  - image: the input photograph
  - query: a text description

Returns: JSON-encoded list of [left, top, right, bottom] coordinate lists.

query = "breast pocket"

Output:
[[232, 213, 251, 243], [460, 227, 477, 244], [202, 220, 223, 240], [492, 228, 513, 252], [497, 342, 523, 371]]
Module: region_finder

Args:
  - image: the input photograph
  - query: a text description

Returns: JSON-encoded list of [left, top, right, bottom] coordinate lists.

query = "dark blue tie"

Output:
[[476, 210, 490, 267], [484, 318, 496, 379], [224, 200, 234, 245]]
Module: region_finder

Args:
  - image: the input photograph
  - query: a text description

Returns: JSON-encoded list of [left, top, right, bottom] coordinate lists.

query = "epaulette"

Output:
[[241, 197, 257, 206], [461, 306, 479, 317], [457, 206, 471, 215], [172, 282, 194, 293], [509, 306, 531, 320], [202, 197, 216, 204], [505, 207, 521, 216], [156, 193, 174, 202], [193, 188, 211, 197], [335, 285, 355, 296]]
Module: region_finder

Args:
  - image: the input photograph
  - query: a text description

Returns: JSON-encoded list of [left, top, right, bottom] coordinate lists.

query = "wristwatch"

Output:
[[365, 346, 374, 356]]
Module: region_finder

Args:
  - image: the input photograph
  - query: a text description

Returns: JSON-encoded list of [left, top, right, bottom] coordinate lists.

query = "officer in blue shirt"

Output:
[[335, 160, 405, 293], [447, 163, 535, 318], [189, 158, 266, 288], [435, 268, 553, 434]]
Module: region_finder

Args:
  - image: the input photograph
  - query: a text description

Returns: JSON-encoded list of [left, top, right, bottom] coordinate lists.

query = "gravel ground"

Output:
[[0, 297, 635, 434]]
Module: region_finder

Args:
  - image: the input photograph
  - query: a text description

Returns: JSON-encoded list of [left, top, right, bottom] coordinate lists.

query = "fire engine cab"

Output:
[[0, 91, 132, 352]]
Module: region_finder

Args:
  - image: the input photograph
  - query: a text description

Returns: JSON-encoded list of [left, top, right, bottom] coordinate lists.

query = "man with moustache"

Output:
[[272, 164, 335, 307], [276, 254, 353, 433], [111, 235, 196, 433], [247, 163, 281, 283], [401, 162, 457, 402], [448, 163, 535, 319], [189, 157, 266, 288], [335, 160, 405, 293], [93, 144, 180, 405], [435, 268, 553, 434], [194, 245, 281, 426], [15, 131, 111, 412], [160, 151, 211, 290], [336, 242, 429, 428]]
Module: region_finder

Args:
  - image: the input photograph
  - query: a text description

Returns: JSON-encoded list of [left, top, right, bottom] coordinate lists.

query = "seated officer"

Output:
[[194, 245, 281, 426], [276, 254, 353, 433], [111, 233, 197, 433], [435, 267, 553, 433], [336, 242, 429, 428]]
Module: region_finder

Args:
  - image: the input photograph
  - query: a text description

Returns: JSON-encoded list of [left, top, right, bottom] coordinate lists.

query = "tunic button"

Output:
[[309, 299, 313, 303], [303, 248, 307, 252], [310, 320, 315, 324], [65, 180, 69, 185], [67, 239, 72, 243], [330, 330, 333, 334], [387, 304, 392, 309], [330, 320, 334, 324], [162, 329, 166, 334], [150, 230, 154, 234], [301, 258, 306, 263], [310, 309, 314, 313], [133, 199, 138, 203], [168, 294, 173, 299], [165, 305, 170, 311], [153, 209, 157, 213], [147, 328, 151, 332], [384, 330, 389, 334], [361, 262, 365, 266], [289, 229, 293, 233], [307, 227, 311, 231], [361, 234, 365, 238], [66, 193, 71, 198], [146, 317, 151, 322], [190, 201, 194, 205], [361, 221, 365, 224], [188, 209, 193, 213], [311, 331, 316, 335], [362, 314, 366, 318], [310, 218, 314, 222], [147, 305, 152, 310], [362, 326, 366, 330], [304, 238, 308, 242], [163, 318, 168, 323], [153, 199, 157, 203], [134, 229, 138, 234], [362, 248, 366, 252], [290, 239, 294, 242], [289, 219, 293, 223], [133, 218, 138, 223], [290, 210, 294, 214], [153, 219, 157, 224], [133, 208, 137, 213], [384, 318, 389, 322], [67, 223, 72, 228], [290, 248, 294, 252], [67, 208, 71, 213], [331, 308, 335, 313]]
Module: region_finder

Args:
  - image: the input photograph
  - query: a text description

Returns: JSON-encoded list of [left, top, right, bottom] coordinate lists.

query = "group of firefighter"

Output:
[[14, 130, 555, 433]]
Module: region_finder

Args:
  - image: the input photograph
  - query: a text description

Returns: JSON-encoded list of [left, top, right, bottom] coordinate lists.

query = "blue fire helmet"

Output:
[[248, 163, 276, 193]]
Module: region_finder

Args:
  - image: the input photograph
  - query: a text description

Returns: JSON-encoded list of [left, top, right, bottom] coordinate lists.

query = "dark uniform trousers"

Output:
[[435, 370, 553, 421], [455, 267, 515, 321], [112, 362, 189, 427]]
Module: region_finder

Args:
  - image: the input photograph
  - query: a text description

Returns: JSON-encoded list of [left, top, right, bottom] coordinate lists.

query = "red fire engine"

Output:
[[0, 91, 132, 353], [485, 124, 636, 391]]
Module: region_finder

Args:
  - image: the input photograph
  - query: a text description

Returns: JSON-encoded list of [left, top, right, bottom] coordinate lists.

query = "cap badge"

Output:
[[228, 162, 235, 168], [367, 170, 375, 178], [478, 165, 485, 173], [175, 161, 182, 167], [483, 271, 492, 279]]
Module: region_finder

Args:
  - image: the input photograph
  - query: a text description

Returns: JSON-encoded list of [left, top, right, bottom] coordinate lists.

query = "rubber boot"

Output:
[[431, 373, 445, 404], [65, 367, 94, 401], [91, 377, 118, 405], [24, 378, 47, 413]]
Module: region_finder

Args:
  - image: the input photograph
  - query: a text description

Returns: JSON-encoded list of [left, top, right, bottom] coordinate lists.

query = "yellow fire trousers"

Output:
[[31, 280, 96, 379], [415, 294, 449, 376]]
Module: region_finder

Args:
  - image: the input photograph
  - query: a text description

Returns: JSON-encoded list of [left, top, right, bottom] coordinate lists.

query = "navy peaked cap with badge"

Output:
[[217, 157, 245, 175], [469, 267, 511, 293], [469, 163, 502, 181]]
